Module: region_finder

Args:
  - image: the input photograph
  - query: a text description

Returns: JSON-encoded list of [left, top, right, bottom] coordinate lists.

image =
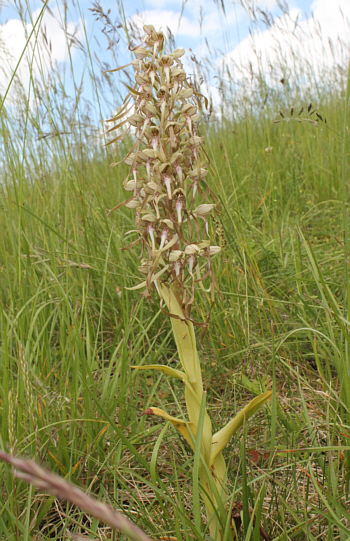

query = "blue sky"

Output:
[[0, 0, 349, 118], [82, 0, 319, 65]]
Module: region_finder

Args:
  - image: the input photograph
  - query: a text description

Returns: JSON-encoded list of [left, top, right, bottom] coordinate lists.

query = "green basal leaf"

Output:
[[133, 363, 212, 461], [142, 407, 196, 451], [131, 364, 188, 382], [210, 391, 272, 465]]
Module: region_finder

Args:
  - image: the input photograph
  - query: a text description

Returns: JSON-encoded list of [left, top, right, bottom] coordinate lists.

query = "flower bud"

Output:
[[144, 103, 158, 116], [188, 168, 208, 179], [187, 136, 203, 147], [181, 103, 197, 116], [124, 153, 137, 166], [184, 244, 201, 255], [140, 148, 158, 160], [171, 48, 185, 59], [157, 86, 167, 98], [159, 163, 173, 175], [193, 204, 215, 217], [128, 114, 144, 127], [160, 219, 174, 230], [133, 47, 150, 58], [144, 181, 162, 195], [209, 246, 221, 256], [143, 24, 156, 35], [126, 199, 141, 209], [165, 122, 181, 135], [141, 213, 157, 223], [124, 180, 143, 191], [169, 250, 183, 262], [135, 73, 150, 86], [138, 258, 151, 274], [178, 88, 193, 99], [159, 55, 173, 67], [171, 68, 186, 81], [198, 241, 210, 249], [169, 151, 183, 165], [131, 58, 142, 70]]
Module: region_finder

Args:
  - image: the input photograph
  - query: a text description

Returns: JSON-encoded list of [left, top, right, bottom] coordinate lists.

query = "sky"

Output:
[[0, 0, 349, 115]]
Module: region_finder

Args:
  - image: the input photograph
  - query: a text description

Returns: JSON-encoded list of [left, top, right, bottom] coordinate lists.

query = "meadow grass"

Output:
[[0, 1, 350, 539]]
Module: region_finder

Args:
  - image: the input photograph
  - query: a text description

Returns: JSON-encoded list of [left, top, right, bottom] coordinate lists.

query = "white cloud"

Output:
[[257, 0, 278, 9], [129, 1, 245, 41], [311, 0, 350, 40], [143, 0, 182, 8], [221, 1, 350, 89], [0, 18, 27, 66], [227, 0, 277, 15], [130, 9, 201, 38], [0, 5, 84, 97]]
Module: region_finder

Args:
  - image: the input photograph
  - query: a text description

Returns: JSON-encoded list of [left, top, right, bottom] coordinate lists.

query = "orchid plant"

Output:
[[107, 25, 272, 541]]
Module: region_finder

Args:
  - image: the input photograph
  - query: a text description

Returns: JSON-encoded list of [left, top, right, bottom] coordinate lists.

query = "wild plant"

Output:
[[107, 25, 272, 540]]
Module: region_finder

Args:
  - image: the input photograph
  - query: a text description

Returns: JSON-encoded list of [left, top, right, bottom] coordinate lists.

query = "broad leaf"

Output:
[[131, 364, 188, 382], [142, 407, 196, 451], [210, 391, 272, 465]]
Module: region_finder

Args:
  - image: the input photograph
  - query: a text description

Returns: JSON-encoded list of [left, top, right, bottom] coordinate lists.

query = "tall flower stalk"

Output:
[[107, 25, 272, 541]]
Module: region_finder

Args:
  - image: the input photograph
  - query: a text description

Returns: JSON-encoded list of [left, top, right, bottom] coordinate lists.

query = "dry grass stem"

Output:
[[0, 451, 152, 541]]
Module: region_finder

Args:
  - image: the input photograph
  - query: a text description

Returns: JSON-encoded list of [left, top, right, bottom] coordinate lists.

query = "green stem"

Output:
[[158, 283, 227, 540]]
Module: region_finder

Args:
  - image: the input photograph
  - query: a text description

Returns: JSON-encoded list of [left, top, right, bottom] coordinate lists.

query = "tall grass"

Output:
[[0, 1, 349, 539]]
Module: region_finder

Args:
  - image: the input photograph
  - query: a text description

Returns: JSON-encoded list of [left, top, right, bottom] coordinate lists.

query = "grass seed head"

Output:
[[8, 389, 17, 455]]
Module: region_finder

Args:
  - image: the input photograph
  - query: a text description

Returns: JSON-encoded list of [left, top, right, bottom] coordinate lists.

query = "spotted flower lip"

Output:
[[175, 197, 183, 223], [107, 25, 224, 312]]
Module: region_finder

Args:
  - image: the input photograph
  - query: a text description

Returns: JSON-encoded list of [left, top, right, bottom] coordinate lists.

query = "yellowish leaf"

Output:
[[210, 391, 272, 465], [142, 407, 196, 451], [131, 364, 188, 382], [158, 284, 203, 398]]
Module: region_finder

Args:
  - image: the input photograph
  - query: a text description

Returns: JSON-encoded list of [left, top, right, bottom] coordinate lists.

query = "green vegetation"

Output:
[[0, 1, 349, 539]]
